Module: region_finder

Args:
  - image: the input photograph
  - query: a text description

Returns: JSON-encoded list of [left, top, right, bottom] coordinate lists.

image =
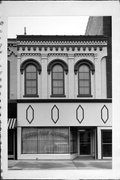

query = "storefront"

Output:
[[8, 118, 17, 159], [8, 102, 17, 159], [16, 101, 112, 160], [18, 126, 110, 160]]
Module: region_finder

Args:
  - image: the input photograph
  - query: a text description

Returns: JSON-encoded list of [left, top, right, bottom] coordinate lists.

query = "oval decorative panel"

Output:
[[26, 105, 34, 124], [101, 105, 109, 124], [51, 105, 59, 124], [76, 105, 84, 123]]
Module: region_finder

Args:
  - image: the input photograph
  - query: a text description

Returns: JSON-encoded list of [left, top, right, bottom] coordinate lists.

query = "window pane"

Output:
[[79, 87, 89, 95], [79, 65, 89, 72], [26, 65, 36, 72], [53, 72, 63, 79], [26, 72, 36, 80], [102, 144, 112, 157], [25, 65, 37, 96], [53, 87, 63, 94], [102, 131, 112, 143], [53, 128, 69, 154], [79, 72, 89, 79], [38, 128, 54, 154], [79, 80, 89, 87], [31, 88, 37, 94], [26, 81, 36, 87], [53, 81, 63, 87], [22, 128, 37, 154], [22, 128, 69, 154], [53, 65, 63, 72], [38, 128, 69, 154], [78, 65, 90, 95], [52, 65, 64, 95], [26, 88, 32, 95], [26, 87, 36, 95], [102, 130, 112, 157]]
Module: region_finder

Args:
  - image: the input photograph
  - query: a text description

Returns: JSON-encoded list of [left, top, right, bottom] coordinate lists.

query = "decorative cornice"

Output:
[[48, 53, 68, 57], [74, 53, 95, 57], [18, 41, 107, 46], [8, 39, 17, 46], [17, 45, 105, 53], [20, 53, 41, 57], [8, 47, 17, 57], [8, 51, 17, 57], [17, 35, 108, 44]]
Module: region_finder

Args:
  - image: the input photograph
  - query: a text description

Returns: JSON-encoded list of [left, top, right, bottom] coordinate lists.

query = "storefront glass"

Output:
[[22, 127, 69, 154], [102, 130, 112, 157]]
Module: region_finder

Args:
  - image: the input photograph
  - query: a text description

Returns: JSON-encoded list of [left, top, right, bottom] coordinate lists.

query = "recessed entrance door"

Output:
[[79, 130, 91, 155], [8, 130, 14, 159]]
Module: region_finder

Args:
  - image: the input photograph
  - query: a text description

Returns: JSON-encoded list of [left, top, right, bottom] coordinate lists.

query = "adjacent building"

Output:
[[85, 16, 112, 99], [8, 33, 112, 160]]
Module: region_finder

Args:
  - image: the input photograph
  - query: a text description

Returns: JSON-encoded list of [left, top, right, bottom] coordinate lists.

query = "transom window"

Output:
[[78, 65, 91, 96], [25, 64, 38, 96], [52, 65, 64, 96]]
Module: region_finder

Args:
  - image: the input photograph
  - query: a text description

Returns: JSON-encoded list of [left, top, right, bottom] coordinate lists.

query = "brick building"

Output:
[[8, 33, 112, 160]]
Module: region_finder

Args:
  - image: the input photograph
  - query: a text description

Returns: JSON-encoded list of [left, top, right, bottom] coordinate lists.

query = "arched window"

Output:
[[78, 65, 91, 96], [52, 65, 64, 96], [74, 59, 95, 97], [25, 64, 38, 96], [47, 59, 68, 97], [20, 59, 41, 97]]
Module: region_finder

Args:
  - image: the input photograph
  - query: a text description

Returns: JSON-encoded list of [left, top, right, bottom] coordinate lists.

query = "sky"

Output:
[[8, 16, 89, 38]]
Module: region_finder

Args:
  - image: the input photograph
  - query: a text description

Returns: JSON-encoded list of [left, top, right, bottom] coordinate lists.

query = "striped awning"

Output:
[[8, 118, 17, 129]]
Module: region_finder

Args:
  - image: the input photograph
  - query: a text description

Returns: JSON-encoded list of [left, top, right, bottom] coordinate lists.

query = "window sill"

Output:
[[50, 95, 66, 98], [77, 95, 93, 98], [23, 95, 39, 98]]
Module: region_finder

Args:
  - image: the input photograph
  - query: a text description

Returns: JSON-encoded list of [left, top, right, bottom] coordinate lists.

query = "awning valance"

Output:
[[8, 118, 17, 129]]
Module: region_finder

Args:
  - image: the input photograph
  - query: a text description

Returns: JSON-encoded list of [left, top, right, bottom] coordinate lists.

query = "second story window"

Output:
[[74, 59, 95, 97], [20, 59, 42, 97], [78, 65, 91, 96], [52, 65, 64, 96], [47, 59, 68, 97], [25, 65, 37, 96]]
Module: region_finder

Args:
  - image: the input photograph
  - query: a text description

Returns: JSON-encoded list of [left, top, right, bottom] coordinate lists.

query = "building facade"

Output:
[[8, 35, 112, 160]]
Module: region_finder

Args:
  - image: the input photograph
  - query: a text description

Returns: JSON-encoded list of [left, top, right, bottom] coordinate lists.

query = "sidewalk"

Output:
[[8, 159, 112, 170]]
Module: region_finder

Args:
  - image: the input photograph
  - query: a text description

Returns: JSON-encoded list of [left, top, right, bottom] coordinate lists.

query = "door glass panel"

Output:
[[80, 131, 91, 155]]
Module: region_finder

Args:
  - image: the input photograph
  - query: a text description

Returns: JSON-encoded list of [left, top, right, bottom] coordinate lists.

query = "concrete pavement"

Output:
[[8, 159, 112, 170]]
